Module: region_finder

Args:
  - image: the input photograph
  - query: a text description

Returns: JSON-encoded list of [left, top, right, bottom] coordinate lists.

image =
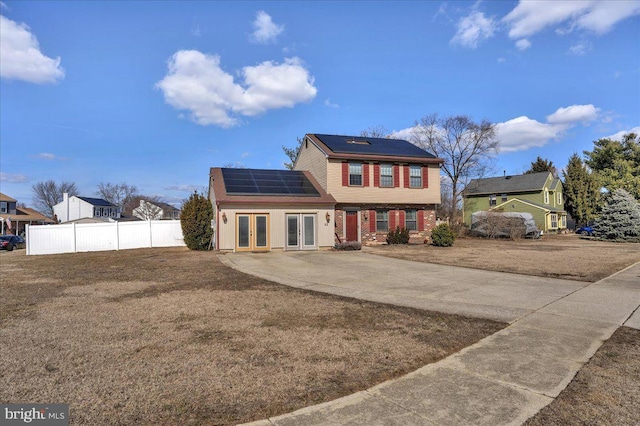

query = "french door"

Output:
[[286, 214, 316, 250], [236, 214, 270, 252]]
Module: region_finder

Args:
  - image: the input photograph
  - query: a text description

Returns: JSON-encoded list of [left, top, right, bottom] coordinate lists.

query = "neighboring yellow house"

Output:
[[462, 172, 567, 233]]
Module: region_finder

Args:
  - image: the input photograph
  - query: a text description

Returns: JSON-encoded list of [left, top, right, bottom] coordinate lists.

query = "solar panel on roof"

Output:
[[312, 134, 436, 158], [221, 169, 320, 196]]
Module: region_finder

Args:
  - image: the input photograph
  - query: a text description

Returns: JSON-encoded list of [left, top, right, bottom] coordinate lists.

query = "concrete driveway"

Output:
[[224, 250, 640, 425], [220, 250, 589, 323]]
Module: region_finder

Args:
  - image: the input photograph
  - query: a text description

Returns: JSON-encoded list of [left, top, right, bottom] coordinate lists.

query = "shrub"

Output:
[[335, 241, 361, 250], [386, 226, 410, 244], [431, 223, 455, 247], [180, 192, 213, 250], [592, 188, 640, 242]]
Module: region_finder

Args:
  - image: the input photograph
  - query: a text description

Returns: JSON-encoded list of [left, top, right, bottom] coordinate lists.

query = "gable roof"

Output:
[[464, 172, 552, 196], [210, 168, 335, 205], [0, 192, 17, 203], [77, 196, 117, 207], [492, 197, 565, 213], [306, 133, 442, 164]]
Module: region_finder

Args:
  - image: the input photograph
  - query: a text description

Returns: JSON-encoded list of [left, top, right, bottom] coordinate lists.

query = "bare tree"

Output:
[[282, 137, 304, 170], [31, 180, 79, 217], [96, 182, 138, 208], [411, 114, 498, 221], [360, 125, 389, 138]]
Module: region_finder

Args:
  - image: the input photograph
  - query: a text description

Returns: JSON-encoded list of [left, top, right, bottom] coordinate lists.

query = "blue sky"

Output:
[[1, 1, 639, 207]]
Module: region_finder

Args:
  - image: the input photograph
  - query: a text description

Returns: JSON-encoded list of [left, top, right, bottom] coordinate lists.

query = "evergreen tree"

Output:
[[525, 156, 557, 177], [562, 154, 600, 226], [592, 188, 640, 242], [180, 192, 213, 250], [584, 133, 640, 200]]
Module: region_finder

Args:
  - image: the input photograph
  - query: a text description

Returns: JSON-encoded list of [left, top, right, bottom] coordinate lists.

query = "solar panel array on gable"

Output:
[[221, 168, 320, 196], [313, 134, 435, 158]]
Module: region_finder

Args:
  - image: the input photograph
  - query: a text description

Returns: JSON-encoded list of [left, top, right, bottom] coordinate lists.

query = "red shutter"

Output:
[[374, 164, 380, 187], [342, 162, 348, 186], [417, 209, 424, 231], [403, 165, 410, 188], [370, 210, 376, 232], [389, 210, 396, 230], [399, 210, 406, 229], [422, 165, 429, 188], [393, 165, 400, 188], [363, 163, 369, 187]]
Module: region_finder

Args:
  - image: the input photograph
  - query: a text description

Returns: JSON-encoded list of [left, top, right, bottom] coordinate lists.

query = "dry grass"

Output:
[[0, 248, 504, 425], [526, 326, 640, 426], [367, 234, 640, 282]]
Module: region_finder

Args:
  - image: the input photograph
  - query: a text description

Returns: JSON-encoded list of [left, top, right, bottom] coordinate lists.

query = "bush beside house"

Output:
[[180, 192, 213, 250]]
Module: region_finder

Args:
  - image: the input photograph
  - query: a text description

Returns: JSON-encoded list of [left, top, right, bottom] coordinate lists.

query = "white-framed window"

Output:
[[489, 194, 497, 206], [380, 164, 393, 187], [501, 194, 508, 202], [550, 213, 558, 228], [561, 215, 566, 228], [544, 189, 549, 204], [409, 165, 422, 188], [405, 209, 417, 231], [349, 163, 363, 186], [376, 210, 388, 232], [0, 202, 7, 214], [557, 192, 562, 204]]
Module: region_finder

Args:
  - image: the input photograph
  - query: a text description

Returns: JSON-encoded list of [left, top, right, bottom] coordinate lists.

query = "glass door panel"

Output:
[[303, 215, 315, 248], [287, 214, 299, 248], [237, 215, 250, 249], [255, 215, 268, 248]]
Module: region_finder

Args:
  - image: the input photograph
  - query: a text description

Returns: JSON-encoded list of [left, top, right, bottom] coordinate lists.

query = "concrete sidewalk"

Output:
[[221, 252, 640, 425]]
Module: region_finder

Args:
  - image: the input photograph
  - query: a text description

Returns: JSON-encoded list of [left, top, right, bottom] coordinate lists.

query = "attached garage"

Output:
[[209, 168, 336, 252]]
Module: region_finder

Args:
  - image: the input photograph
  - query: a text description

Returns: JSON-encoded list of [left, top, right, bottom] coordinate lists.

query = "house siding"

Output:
[[326, 160, 441, 204], [217, 204, 334, 251], [294, 140, 328, 191]]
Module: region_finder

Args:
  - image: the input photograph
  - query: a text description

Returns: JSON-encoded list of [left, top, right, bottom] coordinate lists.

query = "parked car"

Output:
[[576, 226, 594, 236], [0, 235, 26, 251]]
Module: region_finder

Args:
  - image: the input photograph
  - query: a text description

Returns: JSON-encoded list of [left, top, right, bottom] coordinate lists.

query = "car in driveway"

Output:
[[0, 235, 26, 251]]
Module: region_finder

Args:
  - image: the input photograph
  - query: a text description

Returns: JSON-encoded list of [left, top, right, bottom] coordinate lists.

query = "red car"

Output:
[[0, 235, 26, 251]]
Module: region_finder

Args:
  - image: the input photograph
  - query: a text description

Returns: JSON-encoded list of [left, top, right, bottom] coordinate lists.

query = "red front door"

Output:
[[345, 211, 358, 241]]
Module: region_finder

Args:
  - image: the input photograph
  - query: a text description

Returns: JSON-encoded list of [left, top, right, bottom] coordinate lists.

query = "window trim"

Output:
[[349, 162, 363, 186], [557, 192, 562, 204], [501, 193, 508, 202], [550, 213, 558, 228], [489, 194, 497, 206], [376, 210, 388, 232], [405, 209, 417, 231], [409, 165, 422, 188], [380, 163, 393, 187], [544, 189, 549, 204], [0, 202, 6, 214]]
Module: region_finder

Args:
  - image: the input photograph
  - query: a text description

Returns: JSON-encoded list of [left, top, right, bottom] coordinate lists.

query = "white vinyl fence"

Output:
[[26, 221, 185, 255]]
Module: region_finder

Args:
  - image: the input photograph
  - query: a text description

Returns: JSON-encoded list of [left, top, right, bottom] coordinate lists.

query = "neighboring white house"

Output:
[[53, 193, 121, 223], [132, 200, 181, 220]]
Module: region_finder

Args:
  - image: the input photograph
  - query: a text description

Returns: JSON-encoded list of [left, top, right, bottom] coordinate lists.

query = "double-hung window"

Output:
[[376, 210, 388, 232], [501, 194, 508, 202], [409, 165, 422, 188], [550, 213, 558, 228], [489, 194, 497, 206], [405, 210, 417, 231], [544, 189, 549, 204], [557, 192, 562, 204], [0, 202, 6, 214], [380, 164, 393, 187], [349, 163, 362, 186]]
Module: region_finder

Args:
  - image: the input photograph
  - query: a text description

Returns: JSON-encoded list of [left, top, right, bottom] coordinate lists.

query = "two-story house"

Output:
[[208, 134, 443, 252], [132, 199, 181, 220], [1, 192, 56, 235], [462, 171, 567, 233], [53, 193, 122, 223]]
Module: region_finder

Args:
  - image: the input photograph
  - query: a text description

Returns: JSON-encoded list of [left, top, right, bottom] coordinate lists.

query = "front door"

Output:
[[286, 213, 316, 250], [236, 213, 270, 252], [345, 211, 359, 242]]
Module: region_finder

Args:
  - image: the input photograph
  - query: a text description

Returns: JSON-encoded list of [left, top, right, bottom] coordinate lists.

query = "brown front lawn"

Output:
[[0, 248, 504, 425], [366, 234, 640, 282]]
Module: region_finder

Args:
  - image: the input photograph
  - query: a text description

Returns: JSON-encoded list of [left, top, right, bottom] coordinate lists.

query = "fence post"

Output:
[[73, 222, 77, 253], [149, 220, 153, 248], [26, 224, 31, 255], [115, 221, 120, 251]]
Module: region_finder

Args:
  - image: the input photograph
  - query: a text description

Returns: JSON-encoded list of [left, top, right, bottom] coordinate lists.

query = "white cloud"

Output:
[[250, 11, 284, 44], [164, 184, 201, 192], [495, 117, 567, 152], [547, 104, 600, 124], [37, 152, 56, 160], [156, 50, 317, 128], [450, 10, 497, 48], [241, 152, 250, 158], [0, 2, 8, 11], [515, 38, 531, 50], [0, 15, 64, 84], [497, 57, 507, 63], [324, 98, 339, 108], [568, 41, 591, 55], [0, 172, 29, 183], [390, 127, 416, 142], [503, 0, 640, 40], [606, 126, 640, 141]]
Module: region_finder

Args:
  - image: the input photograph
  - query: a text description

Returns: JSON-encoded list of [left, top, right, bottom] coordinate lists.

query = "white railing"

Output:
[[26, 221, 185, 255]]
